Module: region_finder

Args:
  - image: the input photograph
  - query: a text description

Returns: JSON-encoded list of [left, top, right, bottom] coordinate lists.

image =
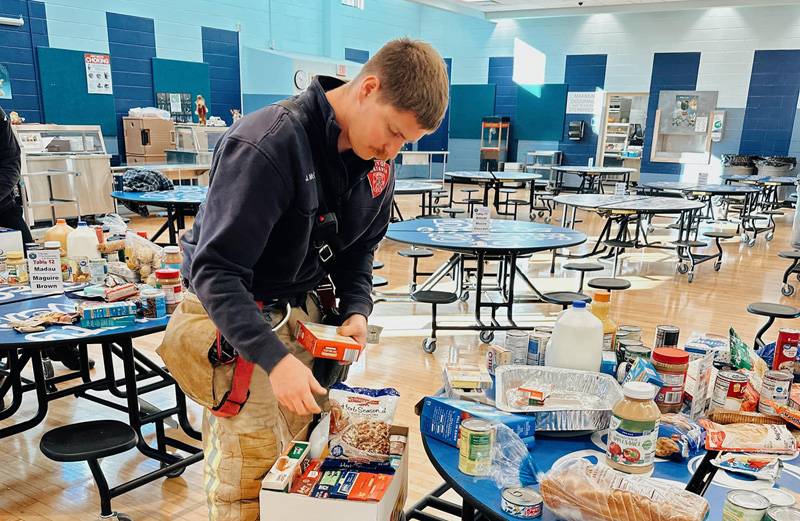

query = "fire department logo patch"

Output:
[[367, 160, 391, 198]]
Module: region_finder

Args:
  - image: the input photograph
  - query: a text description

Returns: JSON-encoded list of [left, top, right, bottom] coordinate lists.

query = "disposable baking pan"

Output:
[[495, 365, 623, 432]]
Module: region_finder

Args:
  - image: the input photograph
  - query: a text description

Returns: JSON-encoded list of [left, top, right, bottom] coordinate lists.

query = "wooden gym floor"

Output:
[[1, 183, 797, 520]]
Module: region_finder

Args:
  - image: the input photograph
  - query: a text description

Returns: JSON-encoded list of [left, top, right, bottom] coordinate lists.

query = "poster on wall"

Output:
[[84, 53, 113, 95], [672, 94, 698, 129], [0, 64, 12, 100], [566, 91, 597, 114]]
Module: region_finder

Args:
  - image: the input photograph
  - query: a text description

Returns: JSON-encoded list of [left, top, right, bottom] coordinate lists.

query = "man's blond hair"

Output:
[[357, 38, 449, 131]]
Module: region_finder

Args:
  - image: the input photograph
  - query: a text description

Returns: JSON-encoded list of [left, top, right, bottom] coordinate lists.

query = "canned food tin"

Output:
[[723, 490, 771, 521], [618, 325, 642, 342], [614, 330, 630, 352], [458, 419, 494, 476], [757, 488, 796, 508], [767, 507, 800, 521], [505, 330, 530, 365], [655, 325, 680, 348], [88, 258, 108, 285], [759, 371, 793, 415], [618, 339, 649, 364], [527, 332, 550, 366], [501, 487, 543, 519], [712, 371, 749, 411], [774, 329, 800, 374]]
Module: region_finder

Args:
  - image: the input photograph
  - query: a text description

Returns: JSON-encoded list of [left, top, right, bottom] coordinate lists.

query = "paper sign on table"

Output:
[[614, 183, 627, 196], [697, 172, 709, 186], [27, 248, 63, 294], [472, 206, 491, 233]]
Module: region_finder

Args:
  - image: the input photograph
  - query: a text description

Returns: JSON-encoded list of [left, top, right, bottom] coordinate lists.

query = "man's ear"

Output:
[[358, 75, 380, 101]]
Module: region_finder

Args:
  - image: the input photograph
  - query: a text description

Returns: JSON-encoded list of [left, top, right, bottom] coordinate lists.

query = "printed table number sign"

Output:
[[27, 249, 64, 294], [614, 183, 627, 196], [472, 206, 491, 233]]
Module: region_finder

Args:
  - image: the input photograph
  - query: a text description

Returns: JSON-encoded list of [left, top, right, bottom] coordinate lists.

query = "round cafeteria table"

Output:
[[550, 166, 635, 194], [409, 427, 800, 521], [0, 292, 201, 475], [386, 218, 586, 336], [444, 171, 542, 214], [111, 186, 207, 245], [393, 179, 443, 220], [640, 181, 761, 225]]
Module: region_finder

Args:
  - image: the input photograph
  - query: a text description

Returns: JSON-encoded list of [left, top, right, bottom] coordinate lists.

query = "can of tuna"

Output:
[[501, 487, 543, 518], [767, 507, 800, 521], [458, 419, 494, 476], [723, 490, 771, 521], [759, 371, 793, 415], [757, 488, 796, 508], [655, 325, 680, 348], [712, 371, 749, 411], [505, 330, 530, 365], [618, 324, 642, 342]]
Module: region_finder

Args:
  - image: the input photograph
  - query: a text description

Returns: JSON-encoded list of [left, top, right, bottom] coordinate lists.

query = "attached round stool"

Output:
[[399, 248, 434, 291], [372, 275, 388, 288], [411, 290, 459, 353], [587, 277, 632, 292], [40, 420, 138, 520], [506, 198, 530, 220], [778, 250, 800, 296], [372, 260, 385, 270], [442, 207, 466, 218], [746, 302, 800, 348], [563, 262, 604, 292], [541, 291, 592, 310]]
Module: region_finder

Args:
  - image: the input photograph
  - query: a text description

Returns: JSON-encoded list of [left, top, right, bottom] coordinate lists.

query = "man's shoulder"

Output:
[[224, 103, 303, 157]]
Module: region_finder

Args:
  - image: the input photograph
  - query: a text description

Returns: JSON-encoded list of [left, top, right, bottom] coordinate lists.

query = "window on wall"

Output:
[[341, 0, 364, 9]]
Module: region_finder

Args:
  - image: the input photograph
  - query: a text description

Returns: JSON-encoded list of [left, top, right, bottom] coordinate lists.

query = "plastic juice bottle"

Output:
[[606, 381, 660, 474], [66, 221, 101, 260], [544, 300, 603, 372], [591, 292, 618, 352], [43, 218, 74, 256]]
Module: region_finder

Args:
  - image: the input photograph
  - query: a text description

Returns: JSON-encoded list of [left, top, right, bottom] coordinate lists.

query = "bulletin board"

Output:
[[151, 58, 210, 124], [514, 83, 568, 141], [449, 84, 496, 139], [37, 47, 117, 135]]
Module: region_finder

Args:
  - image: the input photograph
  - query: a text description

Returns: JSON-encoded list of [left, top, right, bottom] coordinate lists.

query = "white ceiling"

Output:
[[411, 0, 800, 19]]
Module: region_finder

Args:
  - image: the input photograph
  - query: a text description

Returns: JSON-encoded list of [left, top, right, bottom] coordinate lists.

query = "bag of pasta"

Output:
[[328, 383, 400, 463]]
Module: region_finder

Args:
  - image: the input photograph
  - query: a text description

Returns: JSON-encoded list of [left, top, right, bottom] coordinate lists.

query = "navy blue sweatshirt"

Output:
[[181, 76, 394, 374], [0, 108, 21, 211]]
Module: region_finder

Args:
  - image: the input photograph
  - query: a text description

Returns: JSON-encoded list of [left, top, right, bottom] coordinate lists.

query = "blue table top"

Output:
[[642, 182, 760, 194], [446, 171, 542, 182], [386, 218, 586, 254], [722, 175, 798, 185], [551, 166, 635, 174], [395, 180, 442, 194], [0, 283, 87, 305], [0, 293, 168, 348], [111, 186, 207, 205], [554, 194, 704, 213], [423, 429, 800, 521]]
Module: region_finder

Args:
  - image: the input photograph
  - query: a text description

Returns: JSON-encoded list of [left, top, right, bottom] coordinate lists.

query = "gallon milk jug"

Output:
[[44, 218, 74, 255], [66, 221, 101, 260], [545, 300, 603, 372]]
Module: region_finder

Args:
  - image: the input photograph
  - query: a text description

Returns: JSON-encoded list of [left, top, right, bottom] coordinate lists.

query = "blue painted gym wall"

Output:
[[0, 0, 48, 123], [560, 54, 606, 167]]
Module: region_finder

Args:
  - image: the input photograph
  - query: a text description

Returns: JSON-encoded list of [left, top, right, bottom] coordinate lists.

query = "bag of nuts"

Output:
[[328, 382, 400, 463]]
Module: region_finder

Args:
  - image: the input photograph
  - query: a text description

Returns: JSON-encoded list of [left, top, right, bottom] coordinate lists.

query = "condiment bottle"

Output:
[[6, 250, 28, 285], [652, 347, 689, 413], [591, 292, 617, 351], [163, 245, 183, 270], [606, 381, 660, 474], [155, 268, 184, 314]]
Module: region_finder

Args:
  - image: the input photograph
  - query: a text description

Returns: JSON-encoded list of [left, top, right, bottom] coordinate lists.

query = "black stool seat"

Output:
[[747, 302, 800, 318], [433, 190, 449, 195], [460, 188, 479, 193], [539, 194, 555, 200], [442, 207, 466, 216], [372, 275, 388, 288], [671, 240, 707, 248], [779, 250, 800, 260], [507, 198, 529, 204], [464, 197, 484, 204], [399, 248, 434, 258], [429, 203, 451, 209], [411, 290, 459, 305], [40, 420, 136, 463], [588, 278, 632, 291], [604, 239, 635, 249], [372, 260, 385, 270], [758, 210, 784, 216], [563, 262, 604, 273], [704, 231, 735, 239], [499, 188, 517, 193], [543, 291, 591, 305]]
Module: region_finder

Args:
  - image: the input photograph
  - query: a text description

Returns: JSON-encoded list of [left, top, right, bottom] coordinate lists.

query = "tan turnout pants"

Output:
[[199, 294, 322, 521]]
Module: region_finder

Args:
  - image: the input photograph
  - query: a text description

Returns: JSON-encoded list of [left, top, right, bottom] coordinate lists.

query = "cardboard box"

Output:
[[418, 396, 537, 448], [123, 117, 175, 156], [295, 321, 364, 363], [0, 227, 24, 256], [126, 154, 167, 165], [261, 426, 408, 521]]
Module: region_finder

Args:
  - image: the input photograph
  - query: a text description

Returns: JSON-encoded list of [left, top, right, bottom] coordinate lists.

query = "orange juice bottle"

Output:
[[591, 292, 617, 352]]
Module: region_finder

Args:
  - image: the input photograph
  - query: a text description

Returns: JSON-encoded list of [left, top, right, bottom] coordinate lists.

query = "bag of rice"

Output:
[[328, 383, 400, 462]]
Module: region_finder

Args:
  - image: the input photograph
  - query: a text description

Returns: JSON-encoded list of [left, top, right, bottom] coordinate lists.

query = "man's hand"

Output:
[[338, 313, 368, 347], [268, 354, 327, 415]]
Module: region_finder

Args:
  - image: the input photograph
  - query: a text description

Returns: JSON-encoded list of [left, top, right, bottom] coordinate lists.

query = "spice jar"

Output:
[[163, 245, 183, 270], [7, 250, 28, 285], [652, 347, 689, 413], [141, 288, 167, 319], [155, 268, 184, 314], [0, 252, 7, 274], [606, 381, 661, 474]]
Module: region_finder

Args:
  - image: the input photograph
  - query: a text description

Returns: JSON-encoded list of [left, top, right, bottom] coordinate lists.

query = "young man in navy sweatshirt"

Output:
[[174, 39, 449, 520]]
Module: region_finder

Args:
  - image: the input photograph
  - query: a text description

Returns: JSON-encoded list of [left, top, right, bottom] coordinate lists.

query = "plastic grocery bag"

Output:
[[489, 424, 540, 489], [539, 458, 709, 521]]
